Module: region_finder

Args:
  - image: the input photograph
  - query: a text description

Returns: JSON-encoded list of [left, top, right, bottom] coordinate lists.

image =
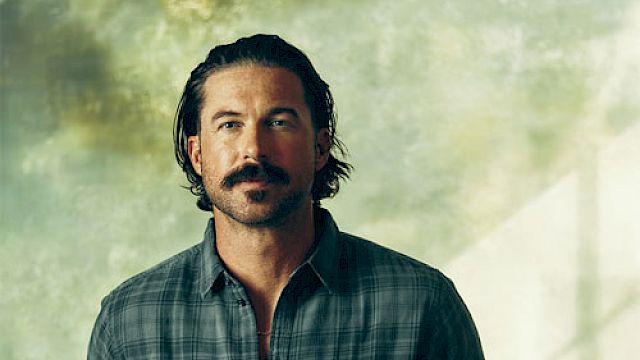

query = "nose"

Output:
[[240, 123, 268, 161]]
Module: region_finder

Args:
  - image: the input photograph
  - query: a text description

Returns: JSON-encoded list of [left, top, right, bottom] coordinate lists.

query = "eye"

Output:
[[270, 120, 286, 127], [219, 121, 239, 130]]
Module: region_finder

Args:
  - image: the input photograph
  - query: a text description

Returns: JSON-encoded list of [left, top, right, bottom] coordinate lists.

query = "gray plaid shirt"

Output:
[[88, 209, 484, 359]]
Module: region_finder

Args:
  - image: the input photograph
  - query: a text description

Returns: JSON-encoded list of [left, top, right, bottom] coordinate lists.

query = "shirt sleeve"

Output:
[[87, 296, 118, 360], [422, 274, 485, 359]]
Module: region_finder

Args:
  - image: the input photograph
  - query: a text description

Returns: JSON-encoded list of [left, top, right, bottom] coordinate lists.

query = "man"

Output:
[[88, 34, 484, 359]]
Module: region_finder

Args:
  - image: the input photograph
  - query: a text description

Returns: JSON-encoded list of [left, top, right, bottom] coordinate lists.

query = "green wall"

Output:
[[1, 0, 638, 358]]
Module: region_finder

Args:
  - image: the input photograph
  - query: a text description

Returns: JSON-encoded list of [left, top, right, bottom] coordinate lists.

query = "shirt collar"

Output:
[[197, 208, 342, 298], [198, 218, 226, 298], [305, 208, 341, 294]]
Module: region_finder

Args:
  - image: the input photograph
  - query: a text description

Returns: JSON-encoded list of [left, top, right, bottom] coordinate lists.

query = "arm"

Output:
[[421, 274, 485, 359], [87, 296, 118, 360]]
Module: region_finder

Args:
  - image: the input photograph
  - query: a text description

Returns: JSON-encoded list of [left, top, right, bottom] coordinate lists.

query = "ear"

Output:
[[315, 128, 331, 171], [187, 136, 203, 176]]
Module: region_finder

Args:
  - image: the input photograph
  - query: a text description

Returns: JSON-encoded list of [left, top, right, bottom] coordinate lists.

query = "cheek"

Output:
[[293, 143, 319, 174], [200, 141, 232, 177]]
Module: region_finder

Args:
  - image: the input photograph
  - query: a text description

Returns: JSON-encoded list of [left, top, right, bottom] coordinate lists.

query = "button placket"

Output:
[[227, 277, 260, 359], [270, 281, 300, 359]]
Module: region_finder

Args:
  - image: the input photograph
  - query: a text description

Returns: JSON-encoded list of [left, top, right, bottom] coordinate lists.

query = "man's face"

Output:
[[187, 65, 330, 226]]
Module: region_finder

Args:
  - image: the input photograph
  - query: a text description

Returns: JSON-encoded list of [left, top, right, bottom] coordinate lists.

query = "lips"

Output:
[[236, 177, 270, 186], [240, 175, 268, 182]]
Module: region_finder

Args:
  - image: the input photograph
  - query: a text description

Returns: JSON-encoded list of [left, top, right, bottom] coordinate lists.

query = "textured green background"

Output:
[[1, 0, 639, 358]]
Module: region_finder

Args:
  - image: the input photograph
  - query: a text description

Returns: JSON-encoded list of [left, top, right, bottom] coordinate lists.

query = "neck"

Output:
[[213, 202, 317, 296], [213, 201, 317, 350]]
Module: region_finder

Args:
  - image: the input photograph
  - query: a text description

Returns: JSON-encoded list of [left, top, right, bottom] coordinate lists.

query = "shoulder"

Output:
[[337, 232, 484, 357], [337, 231, 450, 295], [339, 231, 442, 277], [100, 243, 202, 311], [89, 243, 207, 358], [88, 244, 203, 358]]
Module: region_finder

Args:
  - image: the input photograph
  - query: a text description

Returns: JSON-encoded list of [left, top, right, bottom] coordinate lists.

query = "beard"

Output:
[[203, 162, 311, 227], [211, 187, 307, 227]]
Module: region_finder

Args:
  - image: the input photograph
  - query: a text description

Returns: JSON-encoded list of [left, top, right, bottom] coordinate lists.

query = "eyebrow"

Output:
[[267, 107, 300, 120], [211, 110, 241, 122], [210, 108, 300, 122]]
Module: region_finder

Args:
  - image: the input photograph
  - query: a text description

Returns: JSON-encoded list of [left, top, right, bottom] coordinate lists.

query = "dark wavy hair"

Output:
[[174, 34, 353, 211]]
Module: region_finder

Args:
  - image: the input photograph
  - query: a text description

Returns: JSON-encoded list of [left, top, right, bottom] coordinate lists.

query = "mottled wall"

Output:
[[1, 0, 639, 359]]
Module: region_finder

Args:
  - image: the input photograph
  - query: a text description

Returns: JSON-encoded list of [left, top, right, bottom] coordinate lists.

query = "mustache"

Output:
[[221, 162, 290, 189]]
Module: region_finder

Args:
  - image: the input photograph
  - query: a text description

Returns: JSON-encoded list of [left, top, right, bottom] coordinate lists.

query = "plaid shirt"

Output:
[[88, 209, 484, 359]]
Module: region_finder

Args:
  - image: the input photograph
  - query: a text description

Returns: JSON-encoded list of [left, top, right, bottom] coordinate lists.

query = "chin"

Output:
[[212, 190, 308, 228], [222, 204, 289, 227]]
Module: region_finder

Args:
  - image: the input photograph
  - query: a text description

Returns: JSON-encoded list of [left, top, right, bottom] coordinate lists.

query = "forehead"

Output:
[[201, 64, 307, 109]]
